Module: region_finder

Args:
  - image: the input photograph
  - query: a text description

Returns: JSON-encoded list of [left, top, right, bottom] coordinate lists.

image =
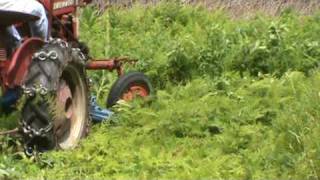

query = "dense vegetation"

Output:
[[1, 2, 320, 179]]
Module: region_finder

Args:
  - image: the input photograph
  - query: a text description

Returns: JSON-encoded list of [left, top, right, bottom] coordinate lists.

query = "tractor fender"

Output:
[[6, 38, 44, 88]]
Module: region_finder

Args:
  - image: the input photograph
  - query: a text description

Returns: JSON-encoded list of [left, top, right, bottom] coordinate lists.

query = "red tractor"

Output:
[[0, 0, 152, 154]]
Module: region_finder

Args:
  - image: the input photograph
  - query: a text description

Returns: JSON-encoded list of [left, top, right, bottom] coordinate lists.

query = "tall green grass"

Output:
[[91, 3, 320, 86], [1, 2, 320, 179]]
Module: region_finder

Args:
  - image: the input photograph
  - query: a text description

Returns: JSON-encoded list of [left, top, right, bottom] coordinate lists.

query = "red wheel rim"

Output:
[[57, 80, 73, 120], [54, 65, 87, 149], [122, 84, 149, 101]]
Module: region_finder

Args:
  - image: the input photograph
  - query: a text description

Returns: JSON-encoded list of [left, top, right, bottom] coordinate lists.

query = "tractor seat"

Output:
[[0, 10, 39, 27]]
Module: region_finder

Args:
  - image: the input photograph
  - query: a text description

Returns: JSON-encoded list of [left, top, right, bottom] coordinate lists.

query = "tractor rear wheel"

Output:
[[106, 72, 152, 108], [21, 40, 89, 153]]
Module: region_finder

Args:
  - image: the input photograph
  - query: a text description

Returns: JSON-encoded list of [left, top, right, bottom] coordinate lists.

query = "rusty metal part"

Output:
[[0, 48, 6, 61], [86, 57, 138, 76], [0, 37, 6, 61], [86, 57, 137, 69], [122, 85, 149, 101]]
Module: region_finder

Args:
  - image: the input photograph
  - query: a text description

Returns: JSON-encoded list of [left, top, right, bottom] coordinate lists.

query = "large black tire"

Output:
[[106, 72, 153, 108], [21, 40, 89, 153]]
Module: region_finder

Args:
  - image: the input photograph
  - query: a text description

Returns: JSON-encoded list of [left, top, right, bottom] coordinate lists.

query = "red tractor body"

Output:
[[0, 0, 152, 153], [0, 0, 83, 91], [0, 9, 45, 91], [0, 37, 44, 90], [0, 0, 124, 92]]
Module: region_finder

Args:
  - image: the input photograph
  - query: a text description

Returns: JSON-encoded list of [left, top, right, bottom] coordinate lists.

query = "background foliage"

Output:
[[1, 2, 320, 179]]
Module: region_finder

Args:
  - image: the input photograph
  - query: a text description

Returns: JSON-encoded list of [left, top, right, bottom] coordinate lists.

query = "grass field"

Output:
[[1, 2, 320, 179]]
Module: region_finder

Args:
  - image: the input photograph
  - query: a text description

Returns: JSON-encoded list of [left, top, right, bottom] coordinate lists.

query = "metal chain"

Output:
[[21, 38, 87, 144], [49, 38, 69, 48], [72, 47, 87, 62], [21, 120, 53, 138], [22, 84, 48, 97], [20, 39, 65, 141], [33, 50, 58, 61], [21, 38, 90, 153], [50, 38, 87, 61], [20, 83, 52, 139]]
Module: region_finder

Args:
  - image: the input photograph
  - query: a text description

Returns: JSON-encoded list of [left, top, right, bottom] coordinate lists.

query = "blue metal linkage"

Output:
[[89, 96, 113, 123]]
